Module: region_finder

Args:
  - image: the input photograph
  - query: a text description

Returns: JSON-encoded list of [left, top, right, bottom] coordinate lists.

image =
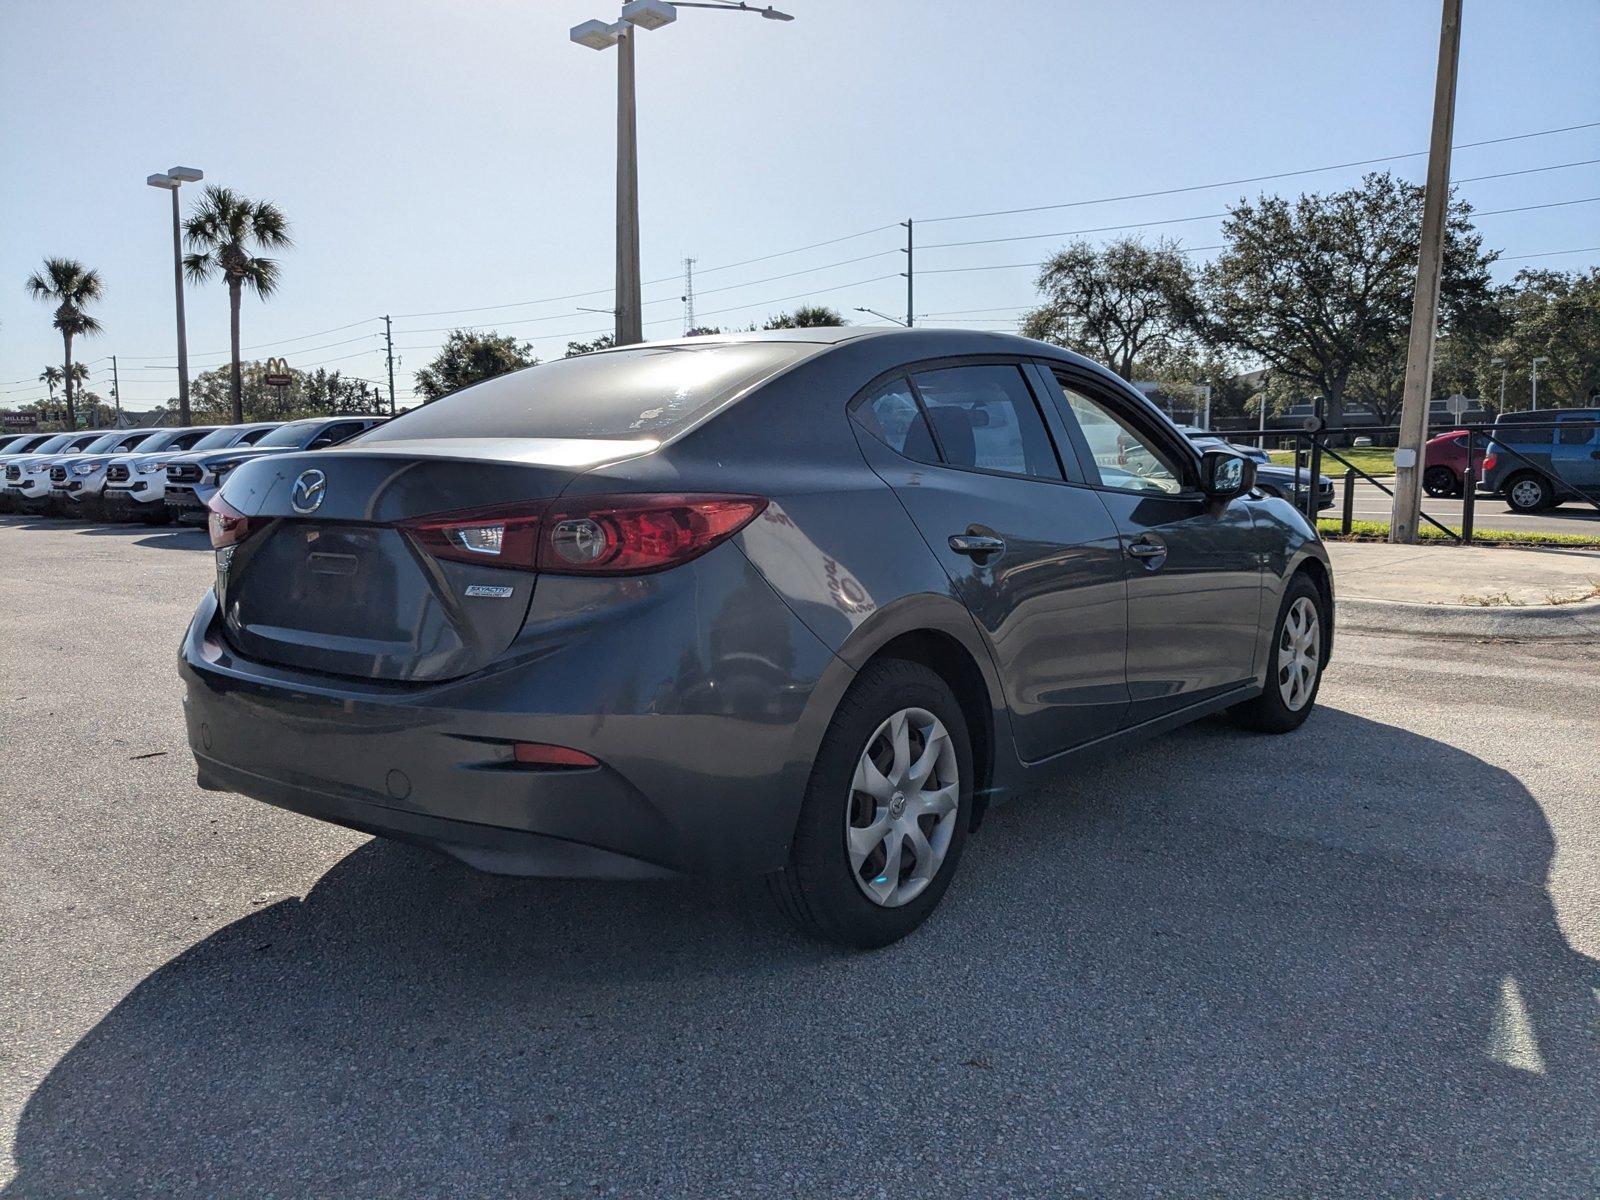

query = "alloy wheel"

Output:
[[1278, 596, 1321, 711], [846, 707, 960, 908], [1509, 477, 1545, 510]]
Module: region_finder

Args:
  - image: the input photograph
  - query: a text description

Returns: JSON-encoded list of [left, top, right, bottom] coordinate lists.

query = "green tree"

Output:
[[1021, 236, 1200, 381], [182, 185, 293, 425], [39, 365, 61, 404], [763, 305, 846, 329], [1486, 268, 1600, 409], [177, 363, 386, 422], [1202, 172, 1495, 434], [414, 330, 538, 401], [564, 334, 617, 358], [25, 257, 104, 431]]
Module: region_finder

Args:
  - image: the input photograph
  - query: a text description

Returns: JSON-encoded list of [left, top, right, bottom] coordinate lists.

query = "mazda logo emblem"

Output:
[[291, 469, 327, 514]]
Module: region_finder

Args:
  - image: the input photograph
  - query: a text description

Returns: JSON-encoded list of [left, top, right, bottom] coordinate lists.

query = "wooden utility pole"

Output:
[[1390, 0, 1463, 543]]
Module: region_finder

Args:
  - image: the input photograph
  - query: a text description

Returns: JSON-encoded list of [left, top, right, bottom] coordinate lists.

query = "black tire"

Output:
[[1504, 471, 1555, 513], [1423, 466, 1458, 498], [1227, 572, 1327, 734], [769, 659, 973, 949]]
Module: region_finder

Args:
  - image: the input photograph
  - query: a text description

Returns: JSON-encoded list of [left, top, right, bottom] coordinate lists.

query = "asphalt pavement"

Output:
[[1331, 477, 1600, 537], [2, 516, 1598, 1198]]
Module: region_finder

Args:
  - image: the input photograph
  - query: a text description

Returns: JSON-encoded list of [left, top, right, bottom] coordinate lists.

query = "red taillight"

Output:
[[1482, 453, 1498, 471], [402, 494, 767, 576], [403, 503, 544, 570], [538, 494, 767, 575], [207, 494, 253, 549]]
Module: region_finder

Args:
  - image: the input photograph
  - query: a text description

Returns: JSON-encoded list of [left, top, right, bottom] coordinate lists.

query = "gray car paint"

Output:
[[180, 328, 1331, 879]]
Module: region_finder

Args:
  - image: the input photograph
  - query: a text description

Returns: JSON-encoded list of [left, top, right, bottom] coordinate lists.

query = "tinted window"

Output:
[[360, 343, 811, 443], [851, 376, 937, 463], [1054, 378, 1186, 495], [1558, 419, 1598, 445], [909, 365, 1062, 480], [191, 426, 253, 452], [308, 422, 366, 450], [237, 426, 274, 445], [166, 429, 212, 451], [255, 421, 326, 448], [1495, 422, 1554, 445]]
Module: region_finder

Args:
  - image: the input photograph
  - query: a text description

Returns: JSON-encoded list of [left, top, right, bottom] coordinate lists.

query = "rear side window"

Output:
[[908, 365, 1063, 481], [1558, 419, 1598, 445], [1496, 422, 1554, 445], [851, 376, 938, 463], [360, 342, 811, 443]]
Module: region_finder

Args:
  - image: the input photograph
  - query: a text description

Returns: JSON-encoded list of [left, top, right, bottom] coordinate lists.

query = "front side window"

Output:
[[1054, 378, 1186, 496], [908, 365, 1063, 481]]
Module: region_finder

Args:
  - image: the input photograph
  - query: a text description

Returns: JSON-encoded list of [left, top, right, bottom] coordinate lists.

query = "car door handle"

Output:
[[948, 533, 1006, 557], [1125, 535, 1169, 568]]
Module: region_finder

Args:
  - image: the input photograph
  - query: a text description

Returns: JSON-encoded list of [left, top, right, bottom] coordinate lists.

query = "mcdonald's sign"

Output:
[[264, 357, 292, 387]]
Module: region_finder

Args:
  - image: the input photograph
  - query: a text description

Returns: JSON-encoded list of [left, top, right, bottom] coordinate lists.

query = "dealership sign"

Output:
[[264, 357, 292, 388]]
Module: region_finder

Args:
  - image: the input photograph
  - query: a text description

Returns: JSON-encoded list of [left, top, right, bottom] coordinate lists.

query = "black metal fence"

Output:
[[1222, 419, 1600, 545]]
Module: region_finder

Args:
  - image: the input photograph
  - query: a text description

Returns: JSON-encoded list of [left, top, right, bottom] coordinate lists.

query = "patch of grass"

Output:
[[1271, 446, 1396, 477], [1317, 518, 1600, 550]]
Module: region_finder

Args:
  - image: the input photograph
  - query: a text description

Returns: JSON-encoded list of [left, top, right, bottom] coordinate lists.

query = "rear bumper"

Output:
[[178, 544, 851, 879]]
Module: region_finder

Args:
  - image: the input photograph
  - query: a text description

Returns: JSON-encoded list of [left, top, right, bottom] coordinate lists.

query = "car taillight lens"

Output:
[[539, 494, 767, 575], [404, 504, 545, 570], [402, 494, 767, 576], [207, 494, 254, 549], [1483, 453, 1498, 471]]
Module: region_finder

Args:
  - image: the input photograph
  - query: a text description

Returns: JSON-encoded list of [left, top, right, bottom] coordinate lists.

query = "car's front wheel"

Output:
[[1228, 573, 1326, 734], [770, 659, 973, 949]]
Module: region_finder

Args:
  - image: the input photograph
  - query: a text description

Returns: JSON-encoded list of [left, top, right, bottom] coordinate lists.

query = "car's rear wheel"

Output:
[[770, 659, 972, 949], [1228, 573, 1325, 734], [1505, 471, 1555, 513], [1423, 466, 1458, 498]]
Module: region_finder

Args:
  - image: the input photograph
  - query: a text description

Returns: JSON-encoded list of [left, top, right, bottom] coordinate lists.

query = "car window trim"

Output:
[[1037, 363, 1206, 500]]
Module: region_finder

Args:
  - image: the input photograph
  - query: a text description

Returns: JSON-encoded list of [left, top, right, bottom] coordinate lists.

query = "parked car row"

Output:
[[0, 416, 386, 523]]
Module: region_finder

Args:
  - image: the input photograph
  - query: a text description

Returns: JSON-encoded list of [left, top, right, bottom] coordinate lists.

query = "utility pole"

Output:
[[1389, 0, 1463, 544], [615, 26, 643, 346], [681, 257, 697, 334], [902, 219, 914, 328], [383, 315, 397, 415], [111, 355, 121, 421]]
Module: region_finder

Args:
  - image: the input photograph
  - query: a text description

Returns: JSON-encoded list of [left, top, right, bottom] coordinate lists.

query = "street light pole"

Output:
[[147, 166, 203, 425], [853, 307, 906, 326], [1531, 356, 1549, 411], [571, 2, 793, 349], [1491, 356, 1507, 411]]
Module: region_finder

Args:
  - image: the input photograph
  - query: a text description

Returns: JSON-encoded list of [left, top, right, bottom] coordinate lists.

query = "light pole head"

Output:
[[146, 173, 178, 189], [622, 1, 677, 30], [571, 18, 623, 48], [1532, 356, 1550, 367], [760, 6, 795, 18], [1490, 357, 1504, 367], [168, 166, 204, 183]]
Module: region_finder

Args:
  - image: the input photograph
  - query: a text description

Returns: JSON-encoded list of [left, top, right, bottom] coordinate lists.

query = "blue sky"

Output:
[[2, 0, 1596, 412]]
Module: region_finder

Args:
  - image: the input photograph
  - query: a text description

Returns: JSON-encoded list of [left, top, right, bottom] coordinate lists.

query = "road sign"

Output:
[[1443, 392, 1470, 418], [264, 357, 292, 388]]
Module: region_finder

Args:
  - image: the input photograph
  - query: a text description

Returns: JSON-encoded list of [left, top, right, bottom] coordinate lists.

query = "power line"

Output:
[[916, 118, 1600, 224]]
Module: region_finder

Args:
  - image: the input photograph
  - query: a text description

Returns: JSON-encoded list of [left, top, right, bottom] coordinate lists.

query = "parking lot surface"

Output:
[[3, 516, 1598, 1198]]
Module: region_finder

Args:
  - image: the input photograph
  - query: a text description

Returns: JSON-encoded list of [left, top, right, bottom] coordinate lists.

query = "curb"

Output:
[[1336, 595, 1600, 640]]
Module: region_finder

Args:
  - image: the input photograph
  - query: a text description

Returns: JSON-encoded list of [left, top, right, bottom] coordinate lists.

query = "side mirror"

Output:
[[1200, 448, 1256, 500]]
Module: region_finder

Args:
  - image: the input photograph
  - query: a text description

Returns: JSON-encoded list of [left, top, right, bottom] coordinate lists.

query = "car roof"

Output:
[[1495, 407, 1600, 422]]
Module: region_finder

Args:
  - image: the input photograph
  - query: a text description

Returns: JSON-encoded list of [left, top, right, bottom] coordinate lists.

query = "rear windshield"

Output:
[[359, 343, 810, 443]]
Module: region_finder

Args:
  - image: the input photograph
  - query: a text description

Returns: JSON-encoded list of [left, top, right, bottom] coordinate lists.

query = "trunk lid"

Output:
[[213, 438, 650, 682]]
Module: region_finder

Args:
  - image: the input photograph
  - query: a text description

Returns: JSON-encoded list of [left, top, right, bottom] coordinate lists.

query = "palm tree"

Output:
[[39, 365, 61, 404], [182, 185, 292, 423], [25, 258, 104, 430]]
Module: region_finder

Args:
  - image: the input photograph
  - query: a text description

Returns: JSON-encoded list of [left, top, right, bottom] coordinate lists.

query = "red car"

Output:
[[1423, 429, 1489, 497]]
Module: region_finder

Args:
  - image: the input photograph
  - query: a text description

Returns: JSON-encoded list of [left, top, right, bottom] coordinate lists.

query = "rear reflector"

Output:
[[402, 493, 767, 576], [512, 742, 599, 768]]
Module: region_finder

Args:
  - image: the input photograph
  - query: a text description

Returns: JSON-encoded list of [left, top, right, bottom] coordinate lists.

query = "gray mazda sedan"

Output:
[[180, 328, 1332, 947]]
